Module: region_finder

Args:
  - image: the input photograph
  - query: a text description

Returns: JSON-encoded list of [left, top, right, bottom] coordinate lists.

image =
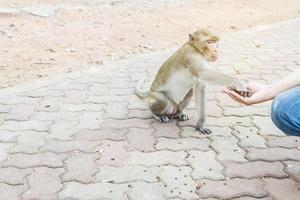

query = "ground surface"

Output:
[[1, 0, 300, 88], [0, 18, 300, 199]]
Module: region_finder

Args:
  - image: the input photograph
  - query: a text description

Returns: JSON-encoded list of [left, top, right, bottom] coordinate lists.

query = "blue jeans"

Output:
[[271, 86, 300, 136]]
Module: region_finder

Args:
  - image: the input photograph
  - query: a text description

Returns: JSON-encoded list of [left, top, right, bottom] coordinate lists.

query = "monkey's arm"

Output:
[[185, 55, 246, 91], [198, 69, 245, 90]]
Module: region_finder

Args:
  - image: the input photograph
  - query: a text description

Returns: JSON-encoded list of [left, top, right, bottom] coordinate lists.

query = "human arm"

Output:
[[224, 68, 300, 105]]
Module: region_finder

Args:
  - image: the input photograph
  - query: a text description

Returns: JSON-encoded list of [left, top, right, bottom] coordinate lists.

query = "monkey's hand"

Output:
[[228, 78, 250, 97]]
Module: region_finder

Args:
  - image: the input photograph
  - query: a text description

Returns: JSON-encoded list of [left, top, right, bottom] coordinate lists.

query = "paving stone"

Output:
[[127, 182, 165, 200], [22, 5, 59, 17], [95, 165, 160, 183], [0, 130, 19, 142], [152, 122, 180, 138], [77, 112, 102, 129], [0, 143, 13, 162], [64, 90, 86, 104], [0, 167, 31, 185], [197, 179, 267, 199], [0, 95, 37, 105], [41, 140, 101, 153], [0, 8, 20, 15], [264, 178, 300, 200], [232, 126, 267, 148], [216, 93, 242, 107], [104, 102, 129, 119], [127, 109, 152, 119], [101, 118, 151, 129], [109, 88, 133, 95], [206, 116, 252, 127], [180, 127, 208, 139], [97, 140, 129, 167], [63, 152, 100, 183], [185, 101, 223, 118], [285, 161, 300, 183], [59, 182, 128, 200], [187, 150, 224, 180], [127, 128, 156, 152], [3, 153, 66, 168], [38, 97, 63, 112], [41, 139, 100, 153], [22, 167, 64, 200], [128, 151, 187, 166], [224, 161, 286, 178], [0, 114, 5, 126], [75, 128, 126, 141], [6, 104, 35, 121], [33, 111, 79, 121], [128, 95, 148, 109], [0, 183, 27, 200], [87, 83, 110, 94], [20, 89, 64, 98], [234, 197, 272, 200], [62, 103, 104, 112], [11, 131, 46, 153], [0, 120, 52, 132], [207, 101, 223, 117], [110, 77, 130, 88], [49, 81, 87, 91], [267, 136, 300, 148], [261, 74, 282, 83], [223, 106, 270, 117], [0, 104, 10, 113], [246, 147, 300, 161], [211, 136, 247, 162], [156, 137, 210, 151], [252, 116, 285, 136], [208, 126, 234, 137], [160, 166, 198, 199], [86, 95, 128, 104], [47, 120, 78, 140]]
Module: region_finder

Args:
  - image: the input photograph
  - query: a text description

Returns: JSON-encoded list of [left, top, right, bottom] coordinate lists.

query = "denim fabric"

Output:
[[271, 86, 300, 136]]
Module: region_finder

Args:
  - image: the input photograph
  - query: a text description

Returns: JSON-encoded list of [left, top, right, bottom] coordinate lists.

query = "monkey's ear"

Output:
[[189, 34, 195, 43]]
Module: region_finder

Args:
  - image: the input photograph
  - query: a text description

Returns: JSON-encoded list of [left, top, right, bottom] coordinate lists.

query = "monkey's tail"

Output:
[[135, 76, 150, 99]]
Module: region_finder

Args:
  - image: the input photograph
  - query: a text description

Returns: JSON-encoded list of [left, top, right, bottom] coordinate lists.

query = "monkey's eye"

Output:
[[207, 40, 214, 44]]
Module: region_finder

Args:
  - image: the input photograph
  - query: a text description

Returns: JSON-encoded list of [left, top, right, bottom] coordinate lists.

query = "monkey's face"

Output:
[[189, 29, 219, 62], [203, 40, 218, 62], [203, 39, 218, 62]]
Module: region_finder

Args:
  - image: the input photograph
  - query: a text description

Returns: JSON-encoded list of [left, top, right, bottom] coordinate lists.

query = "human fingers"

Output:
[[224, 88, 248, 105]]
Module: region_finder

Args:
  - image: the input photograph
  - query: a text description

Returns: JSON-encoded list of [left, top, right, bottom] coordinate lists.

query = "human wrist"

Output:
[[264, 85, 277, 101]]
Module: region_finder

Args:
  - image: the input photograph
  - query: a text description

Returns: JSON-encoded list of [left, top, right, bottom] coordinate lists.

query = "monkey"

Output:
[[135, 29, 248, 134]]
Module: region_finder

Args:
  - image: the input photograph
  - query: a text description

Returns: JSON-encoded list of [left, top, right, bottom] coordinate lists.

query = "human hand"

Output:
[[224, 83, 270, 106]]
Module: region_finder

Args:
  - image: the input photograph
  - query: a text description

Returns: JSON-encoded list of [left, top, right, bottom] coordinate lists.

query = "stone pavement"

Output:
[[1, 18, 300, 200]]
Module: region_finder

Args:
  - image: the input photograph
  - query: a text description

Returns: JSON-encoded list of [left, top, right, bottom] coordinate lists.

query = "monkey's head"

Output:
[[189, 29, 220, 62]]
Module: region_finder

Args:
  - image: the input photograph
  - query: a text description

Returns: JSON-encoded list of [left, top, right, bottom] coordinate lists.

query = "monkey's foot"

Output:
[[158, 115, 170, 123], [173, 113, 189, 121], [196, 127, 212, 134], [153, 114, 170, 123]]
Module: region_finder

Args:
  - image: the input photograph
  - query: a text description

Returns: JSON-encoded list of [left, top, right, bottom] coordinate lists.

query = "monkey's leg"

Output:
[[174, 89, 193, 121], [147, 92, 173, 123], [195, 83, 212, 134]]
